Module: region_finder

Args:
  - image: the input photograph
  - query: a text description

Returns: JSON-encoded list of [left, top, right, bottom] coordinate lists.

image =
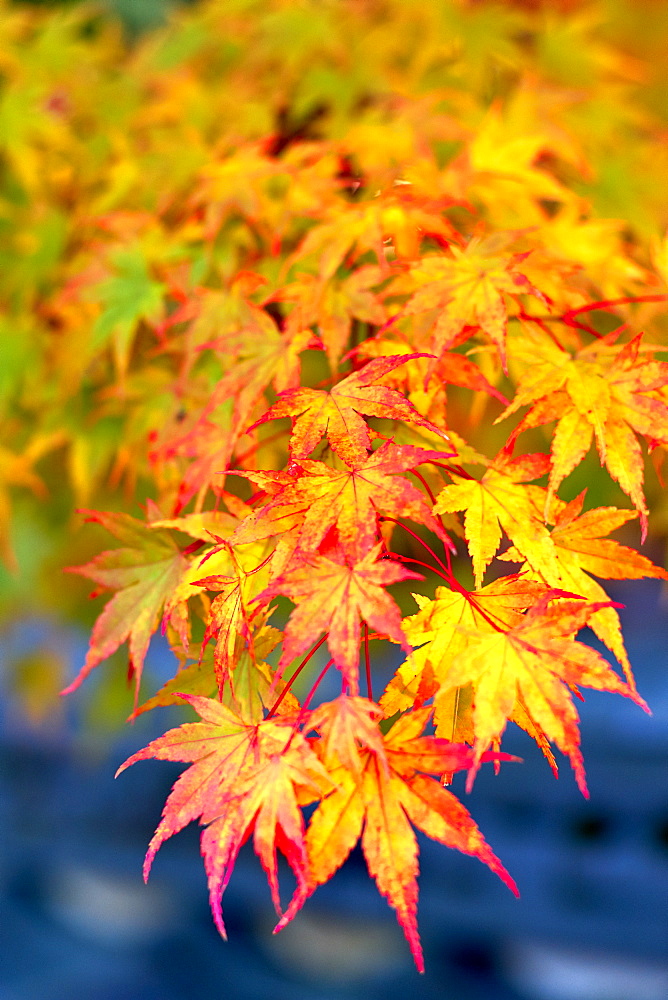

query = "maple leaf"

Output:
[[89, 249, 166, 378], [431, 595, 649, 794], [467, 103, 570, 210], [145, 513, 263, 661], [269, 265, 388, 368], [433, 450, 559, 587], [231, 441, 455, 560], [291, 193, 457, 281], [499, 332, 668, 538], [500, 492, 668, 684], [193, 545, 273, 699], [206, 305, 315, 408], [135, 625, 286, 723], [381, 575, 548, 725], [151, 505, 250, 542], [62, 511, 189, 704], [432, 349, 509, 404], [255, 543, 422, 694], [248, 354, 450, 466], [307, 695, 388, 776], [117, 694, 332, 937], [155, 283, 315, 512], [302, 704, 518, 972], [539, 204, 647, 300], [354, 336, 508, 405], [397, 237, 547, 370]]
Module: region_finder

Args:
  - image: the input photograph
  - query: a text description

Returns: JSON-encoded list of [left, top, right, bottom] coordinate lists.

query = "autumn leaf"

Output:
[[431, 595, 649, 794], [255, 542, 422, 693], [194, 545, 273, 699], [206, 306, 315, 413], [432, 349, 509, 405], [291, 193, 457, 281], [249, 353, 450, 466], [134, 625, 285, 722], [156, 285, 315, 512], [307, 694, 387, 776], [302, 704, 519, 972], [433, 450, 558, 587], [116, 694, 332, 937], [269, 265, 388, 367], [467, 103, 570, 210], [62, 511, 189, 704], [499, 332, 668, 537], [381, 575, 547, 725], [397, 237, 547, 370], [500, 491, 668, 683], [151, 508, 247, 542], [231, 441, 455, 559], [548, 494, 668, 583], [352, 336, 509, 416]]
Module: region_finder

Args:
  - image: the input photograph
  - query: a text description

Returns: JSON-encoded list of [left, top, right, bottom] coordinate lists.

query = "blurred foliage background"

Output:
[[3, 0, 668, 726]]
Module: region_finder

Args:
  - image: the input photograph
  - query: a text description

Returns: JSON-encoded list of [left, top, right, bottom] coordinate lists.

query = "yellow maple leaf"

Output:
[[432, 449, 559, 586], [499, 333, 668, 537]]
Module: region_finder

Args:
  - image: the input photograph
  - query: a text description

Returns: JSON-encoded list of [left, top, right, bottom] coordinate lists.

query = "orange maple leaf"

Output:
[[255, 542, 422, 693], [302, 704, 518, 972], [292, 192, 457, 281], [432, 349, 510, 404], [307, 694, 388, 776], [156, 282, 314, 511], [116, 695, 332, 938], [269, 265, 388, 367], [248, 354, 450, 466], [353, 336, 509, 405], [193, 545, 273, 698], [231, 441, 454, 559]]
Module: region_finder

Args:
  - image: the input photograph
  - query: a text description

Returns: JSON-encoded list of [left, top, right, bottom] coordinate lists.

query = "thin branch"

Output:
[[266, 633, 329, 718]]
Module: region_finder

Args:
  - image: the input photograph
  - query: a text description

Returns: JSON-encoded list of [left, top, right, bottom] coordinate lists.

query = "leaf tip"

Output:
[[632, 689, 652, 715]]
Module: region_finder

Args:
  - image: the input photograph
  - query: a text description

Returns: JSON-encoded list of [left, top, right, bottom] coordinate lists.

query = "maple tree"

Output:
[[4, 0, 668, 973]]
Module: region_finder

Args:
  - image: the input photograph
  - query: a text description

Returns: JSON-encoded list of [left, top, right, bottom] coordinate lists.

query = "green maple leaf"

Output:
[[91, 250, 165, 375], [63, 510, 188, 705]]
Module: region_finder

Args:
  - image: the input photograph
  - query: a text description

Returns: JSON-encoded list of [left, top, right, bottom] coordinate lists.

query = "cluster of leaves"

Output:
[[4, 0, 668, 971]]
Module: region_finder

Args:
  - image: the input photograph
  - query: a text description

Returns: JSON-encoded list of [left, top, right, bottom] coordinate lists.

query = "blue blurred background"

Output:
[[2, 578, 667, 1000]]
